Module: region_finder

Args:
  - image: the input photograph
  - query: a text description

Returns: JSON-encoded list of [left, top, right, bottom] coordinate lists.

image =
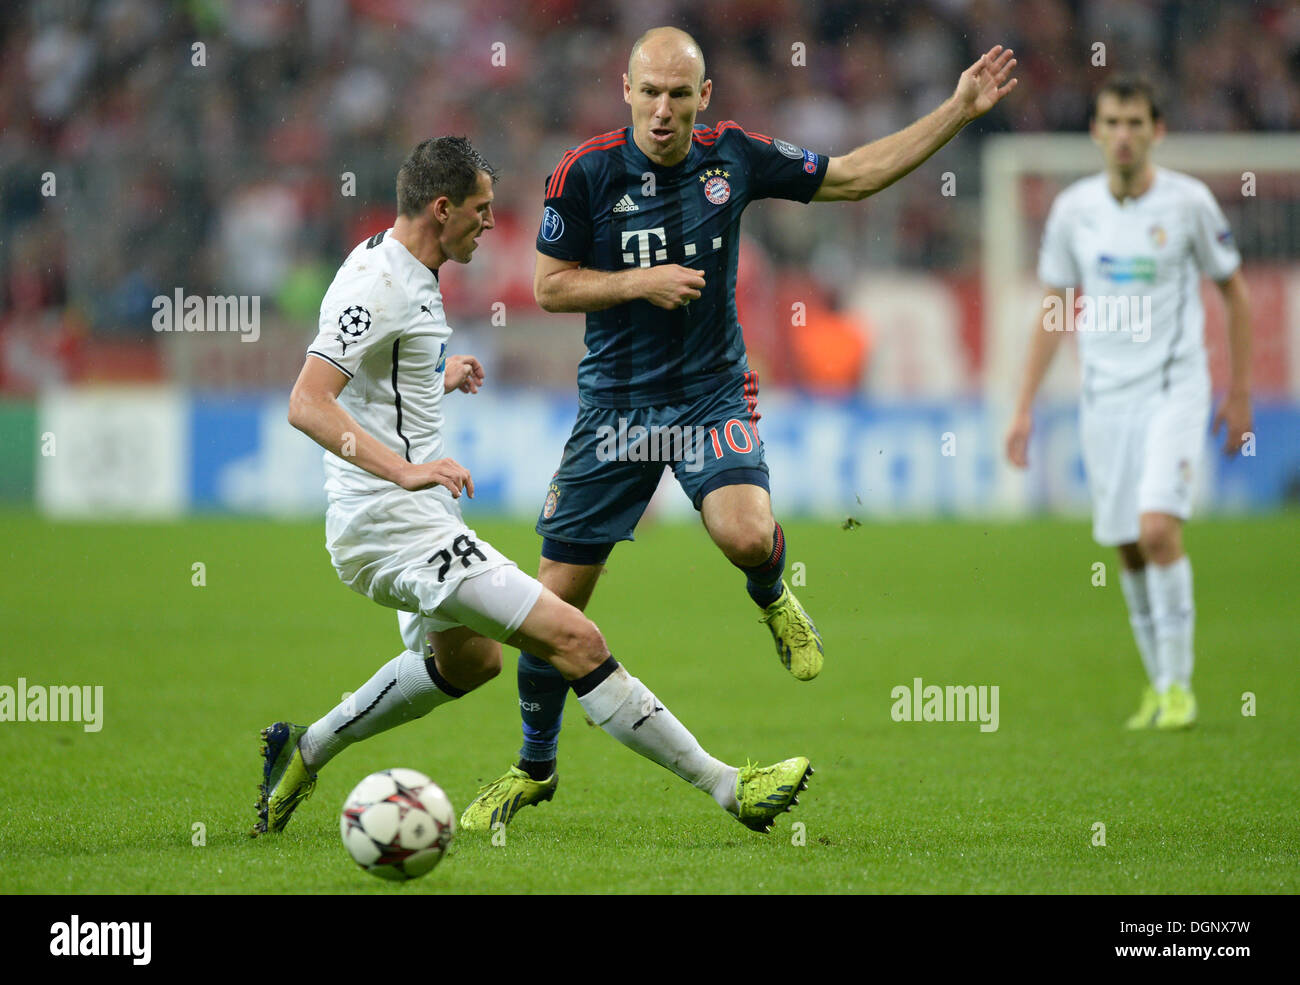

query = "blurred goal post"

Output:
[[980, 133, 1300, 510]]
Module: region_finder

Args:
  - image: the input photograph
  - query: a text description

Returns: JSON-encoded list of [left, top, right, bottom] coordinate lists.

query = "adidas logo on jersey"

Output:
[[611, 195, 639, 214]]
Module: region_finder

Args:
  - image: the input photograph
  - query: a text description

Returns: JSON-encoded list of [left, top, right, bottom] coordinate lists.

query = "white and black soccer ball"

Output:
[[340, 768, 455, 881], [338, 305, 372, 338]]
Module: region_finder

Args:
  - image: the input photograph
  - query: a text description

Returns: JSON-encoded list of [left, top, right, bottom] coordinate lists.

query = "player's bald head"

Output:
[[628, 26, 706, 89]]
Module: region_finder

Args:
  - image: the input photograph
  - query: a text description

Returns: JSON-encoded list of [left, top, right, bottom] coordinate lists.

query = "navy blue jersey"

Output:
[[536, 122, 828, 408]]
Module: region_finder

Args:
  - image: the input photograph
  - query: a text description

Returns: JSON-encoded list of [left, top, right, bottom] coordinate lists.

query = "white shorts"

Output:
[[1078, 366, 1211, 546], [326, 487, 543, 648]]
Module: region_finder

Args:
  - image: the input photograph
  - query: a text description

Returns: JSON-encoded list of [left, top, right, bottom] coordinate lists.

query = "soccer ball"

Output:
[[340, 768, 455, 881]]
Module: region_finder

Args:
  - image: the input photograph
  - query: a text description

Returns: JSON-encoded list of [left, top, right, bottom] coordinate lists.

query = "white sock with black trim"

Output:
[[299, 649, 459, 771], [573, 659, 737, 811]]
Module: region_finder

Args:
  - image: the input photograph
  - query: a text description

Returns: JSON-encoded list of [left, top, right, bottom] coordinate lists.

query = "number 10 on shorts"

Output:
[[707, 418, 758, 458]]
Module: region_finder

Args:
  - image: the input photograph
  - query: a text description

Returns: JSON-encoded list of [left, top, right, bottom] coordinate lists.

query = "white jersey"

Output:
[[305, 229, 543, 643], [1037, 167, 1241, 395], [307, 229, 451, 501]]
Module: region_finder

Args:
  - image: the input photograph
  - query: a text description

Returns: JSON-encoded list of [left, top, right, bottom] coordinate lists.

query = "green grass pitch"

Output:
[[1, 510, 1296, 894]]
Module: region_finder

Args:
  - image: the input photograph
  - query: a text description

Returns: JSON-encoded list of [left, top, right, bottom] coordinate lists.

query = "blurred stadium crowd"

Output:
[[1, 0, 1298, 392]]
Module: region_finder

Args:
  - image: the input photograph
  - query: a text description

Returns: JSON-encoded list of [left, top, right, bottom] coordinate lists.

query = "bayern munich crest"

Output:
[[543, 485, 560, 519], [704, 175, 730, 205]]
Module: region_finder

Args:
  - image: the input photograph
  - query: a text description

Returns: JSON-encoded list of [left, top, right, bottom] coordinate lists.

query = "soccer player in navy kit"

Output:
[[253, 137, 815, 840], [462, 27, 1018, 831]]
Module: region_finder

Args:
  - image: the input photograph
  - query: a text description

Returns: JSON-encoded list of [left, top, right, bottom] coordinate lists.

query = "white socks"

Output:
[[299, 649, 458, 771], [576, 664, 738, 811], [294, 650, 743, 820], [1147, 557, 1195, 691], [294, 650, 743, 818], [1119, 567, 1161, 689]]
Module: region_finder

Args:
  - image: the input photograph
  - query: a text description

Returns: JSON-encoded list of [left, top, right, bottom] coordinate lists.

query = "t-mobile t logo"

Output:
[[621, 227, 667, 268]]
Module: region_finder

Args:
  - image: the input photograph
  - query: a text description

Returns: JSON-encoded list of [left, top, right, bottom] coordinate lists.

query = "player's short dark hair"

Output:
[[396, 136, 498, 217], [1090, 75, 1162, 123]]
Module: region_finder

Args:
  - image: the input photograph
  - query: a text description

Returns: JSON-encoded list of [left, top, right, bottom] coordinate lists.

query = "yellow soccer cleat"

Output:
[[760, 582, 824, 681], [1124, 686, 1162, 730], [459, 765, 558, 833], [732, 757, 813, 833], [251, 722, 318, 836], [1155, 684, 1197, 730]]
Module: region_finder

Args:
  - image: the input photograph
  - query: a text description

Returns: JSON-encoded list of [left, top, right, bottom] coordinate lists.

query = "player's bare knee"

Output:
[[1138, 515, 1180, 562], [584, 619, 609, 661], [457, 639, 502, 688], [1137, 528, 1164, 558], [477, 645, 503, 682], [554, 614, 608, 672], [467, 647, 501, 686], [723, 520, 772, 566], [574, 617, 607, 666]]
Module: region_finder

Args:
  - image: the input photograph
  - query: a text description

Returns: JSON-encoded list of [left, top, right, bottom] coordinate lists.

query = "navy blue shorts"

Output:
[[536, 370, 768, 548]]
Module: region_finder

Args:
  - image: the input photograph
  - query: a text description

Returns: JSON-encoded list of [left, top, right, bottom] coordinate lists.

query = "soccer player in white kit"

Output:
[[250, 137, 811, 838], [1005, 78, 1254, 730]]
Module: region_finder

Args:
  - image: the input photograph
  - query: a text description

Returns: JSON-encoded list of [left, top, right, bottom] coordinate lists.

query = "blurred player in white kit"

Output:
[[1005, 77, 1254, 730]]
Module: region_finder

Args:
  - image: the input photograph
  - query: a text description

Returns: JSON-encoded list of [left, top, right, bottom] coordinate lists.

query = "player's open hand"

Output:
[[399, 457, 475, 498], [444, 354, 484, 394], [641, 264, 706, 310], [1004, 409, 1033, 469], [955, 45, 1017, 120], [1212, 391, 1253, 456]]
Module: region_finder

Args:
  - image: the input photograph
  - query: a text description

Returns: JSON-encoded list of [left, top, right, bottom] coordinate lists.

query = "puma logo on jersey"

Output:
[[611, 194, 640, 214]]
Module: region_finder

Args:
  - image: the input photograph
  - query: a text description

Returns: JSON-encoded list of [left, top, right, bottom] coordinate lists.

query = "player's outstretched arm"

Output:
[[1005, 287, 1069, 469], [814, 45, 1017, 203], [534, 251, 705, 313], [1211, 269, 1253, 455], [288, 356, 474, 497]]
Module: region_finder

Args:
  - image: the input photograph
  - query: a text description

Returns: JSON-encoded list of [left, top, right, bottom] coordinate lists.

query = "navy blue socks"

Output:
[[737, 522, 785, 608], [516, 650, 567, 779]]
